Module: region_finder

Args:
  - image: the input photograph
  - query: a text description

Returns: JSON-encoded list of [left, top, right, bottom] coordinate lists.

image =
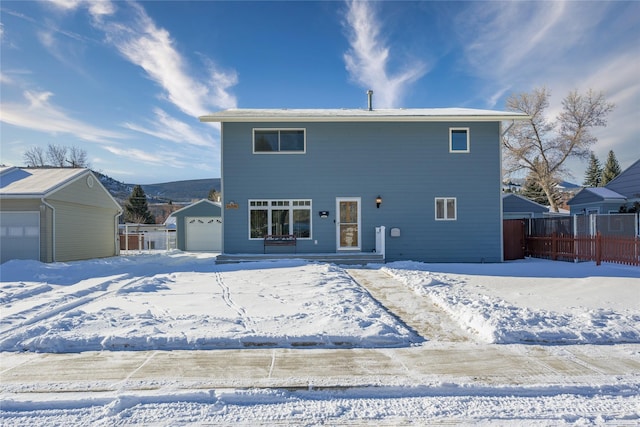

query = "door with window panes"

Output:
[[336, 197, 360, 250]]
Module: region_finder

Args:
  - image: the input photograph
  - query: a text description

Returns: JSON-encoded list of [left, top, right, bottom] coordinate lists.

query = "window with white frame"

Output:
[[249, 200, 311, 239], [449, 128, 469, 153], [253, 129, 306, 153], [435, 197, 457, 220]]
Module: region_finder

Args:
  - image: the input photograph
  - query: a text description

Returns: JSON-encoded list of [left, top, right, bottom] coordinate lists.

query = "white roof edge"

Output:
[[42, 168, 91, 197], [199, 108, 530, 123], [168, 198, 221, 217], [1, 168, 123, 213]]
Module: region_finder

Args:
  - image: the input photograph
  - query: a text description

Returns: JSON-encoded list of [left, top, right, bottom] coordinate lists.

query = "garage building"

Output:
[[0, 167, 122, 263], [168, 199, 222, 252]]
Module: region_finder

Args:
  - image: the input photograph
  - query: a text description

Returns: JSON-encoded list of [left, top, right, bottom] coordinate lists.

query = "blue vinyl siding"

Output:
[[221, 121, 502, 262]]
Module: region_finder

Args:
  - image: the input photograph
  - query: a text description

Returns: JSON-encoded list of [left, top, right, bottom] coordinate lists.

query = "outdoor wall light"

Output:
[[376, 195, 382, 208]]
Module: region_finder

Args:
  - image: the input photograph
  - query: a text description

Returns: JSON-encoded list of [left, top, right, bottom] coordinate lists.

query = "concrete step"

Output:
[[216, 253, 384, 265]]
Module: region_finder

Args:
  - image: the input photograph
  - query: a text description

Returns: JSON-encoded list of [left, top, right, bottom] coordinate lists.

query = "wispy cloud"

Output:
[[1, 89, 127, 143], [454, 2, 629, 107], [92, 1, 237, 116], [38, 0, 236, 153], [102, 145, 168, 166], [46, 0, 115, 19], [456, 1, 639, 172], [123, 108, 216, 148], [342, 0, 427, 108]]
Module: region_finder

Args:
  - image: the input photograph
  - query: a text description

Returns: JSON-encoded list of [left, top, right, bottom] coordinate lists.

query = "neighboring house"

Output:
[[199, 106, 528, 262], [167, 199, 222, 251], [567, 159, 640, 215], [502, 194, 549, 219], [0, 167, 122, 263]]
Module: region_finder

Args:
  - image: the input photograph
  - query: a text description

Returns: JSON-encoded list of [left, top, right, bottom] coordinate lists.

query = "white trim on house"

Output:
[[248, 199, 313, 240], [449, 127, 470, 153], [200, 108, 530, 123], [435, 197, 457, 221]]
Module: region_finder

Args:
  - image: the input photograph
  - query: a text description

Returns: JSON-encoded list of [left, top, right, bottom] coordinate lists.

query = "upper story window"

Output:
[[253, 129, 306, 153], [449, 128, 469, 153]]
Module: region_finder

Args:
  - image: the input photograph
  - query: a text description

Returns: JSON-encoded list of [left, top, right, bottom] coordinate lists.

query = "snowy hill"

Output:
[[94, 171, 220, 203]]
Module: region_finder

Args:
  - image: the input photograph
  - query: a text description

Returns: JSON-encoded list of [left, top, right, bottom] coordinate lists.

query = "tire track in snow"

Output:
[[0, 275, 150, 345]]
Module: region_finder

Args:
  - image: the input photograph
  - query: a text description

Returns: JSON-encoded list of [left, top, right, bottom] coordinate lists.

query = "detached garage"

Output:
[[168, 199, 222, 252], [0, 167, 122, 263]]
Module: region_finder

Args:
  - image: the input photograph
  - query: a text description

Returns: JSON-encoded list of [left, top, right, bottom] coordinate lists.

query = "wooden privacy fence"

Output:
[[526, 232, 640, 266]]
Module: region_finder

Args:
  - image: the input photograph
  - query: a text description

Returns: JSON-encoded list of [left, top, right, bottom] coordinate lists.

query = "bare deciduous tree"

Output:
[[46, 144, 68, 167], [502, 87, 614, 212], [68, 145, 90, 168], [22, 144, 90, 168], [23, 146, 47, 167]]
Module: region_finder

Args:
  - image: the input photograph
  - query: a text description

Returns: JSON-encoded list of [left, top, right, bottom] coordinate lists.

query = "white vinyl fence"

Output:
[[120, 224, 177, 254]]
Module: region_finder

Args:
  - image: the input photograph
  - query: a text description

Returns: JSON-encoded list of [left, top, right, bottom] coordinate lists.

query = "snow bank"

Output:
[[383, 259, 640, 344]]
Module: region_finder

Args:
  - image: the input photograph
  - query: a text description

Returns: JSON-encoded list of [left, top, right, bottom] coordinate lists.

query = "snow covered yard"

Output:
[[1, 253, 639, 425], [0, 253, 419, 353], [1, 253, 638, 352]]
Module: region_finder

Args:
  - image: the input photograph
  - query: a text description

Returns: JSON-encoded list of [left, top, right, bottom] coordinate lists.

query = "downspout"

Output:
[[501, 120, 515, 137], [41, 197, 55, 262], [114, 209, 123, 255]]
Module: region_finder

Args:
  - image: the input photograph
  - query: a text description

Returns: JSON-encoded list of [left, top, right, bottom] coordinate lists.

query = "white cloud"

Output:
[[102, 145, 169, 166], [93, 2, 236, 117], [47, 0, 115, 19], [1, 90, 127, 143], [41, 0, 233, 173], [342, 0, 427, 108], [123, 108, 216, 148], [454, 1, 639, 176]]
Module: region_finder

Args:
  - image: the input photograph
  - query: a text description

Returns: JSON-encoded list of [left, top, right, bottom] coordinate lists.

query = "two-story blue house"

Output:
[[200, 105, 528, 263]]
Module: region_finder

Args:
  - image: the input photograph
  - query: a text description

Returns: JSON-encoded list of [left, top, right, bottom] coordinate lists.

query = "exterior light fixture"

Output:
[[376, 195, 382, 208]]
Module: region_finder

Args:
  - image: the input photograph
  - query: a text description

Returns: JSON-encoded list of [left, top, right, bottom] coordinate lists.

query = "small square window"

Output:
[[435, 197, 457, 220], [450, 128, 469, 153]]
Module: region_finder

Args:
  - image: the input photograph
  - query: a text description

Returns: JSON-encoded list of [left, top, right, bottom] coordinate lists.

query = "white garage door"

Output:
[[185, 217, 221, 251], [0, 212, 40, 263]]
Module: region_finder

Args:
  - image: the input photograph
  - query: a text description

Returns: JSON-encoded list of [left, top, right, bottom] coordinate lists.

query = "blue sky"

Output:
[[1, 1, 638, 184]]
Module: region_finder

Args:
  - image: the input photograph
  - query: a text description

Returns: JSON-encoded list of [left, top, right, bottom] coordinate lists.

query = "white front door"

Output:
[[336, 197, 361, 251]]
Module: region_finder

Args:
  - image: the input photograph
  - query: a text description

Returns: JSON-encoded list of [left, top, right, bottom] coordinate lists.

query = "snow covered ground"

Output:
[[1, 252, 639, 425]]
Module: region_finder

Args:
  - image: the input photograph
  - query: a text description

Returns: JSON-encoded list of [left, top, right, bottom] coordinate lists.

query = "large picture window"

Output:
[[254, 129, 305, 153], [435, 197, 457, 220], [249, 200, 311, 239], [449, 128, 469, 153]]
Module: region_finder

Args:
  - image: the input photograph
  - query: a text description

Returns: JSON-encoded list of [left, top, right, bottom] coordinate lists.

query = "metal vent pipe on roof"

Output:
[[367, 90, 373, 111]]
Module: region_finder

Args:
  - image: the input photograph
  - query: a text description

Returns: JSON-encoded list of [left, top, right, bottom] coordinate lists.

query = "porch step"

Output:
[[215, 253, 385, 265]]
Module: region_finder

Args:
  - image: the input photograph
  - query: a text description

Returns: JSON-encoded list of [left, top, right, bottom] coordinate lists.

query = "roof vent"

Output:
[[367, 90, 373, 111]]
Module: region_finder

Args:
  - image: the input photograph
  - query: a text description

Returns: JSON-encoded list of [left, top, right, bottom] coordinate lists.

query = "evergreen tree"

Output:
[[521, 170, 550, 206], [208, 188, 219, 202], [601, 150, 622, 186], [583, 152, 602, 187], [124, 185, 155, 224]]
